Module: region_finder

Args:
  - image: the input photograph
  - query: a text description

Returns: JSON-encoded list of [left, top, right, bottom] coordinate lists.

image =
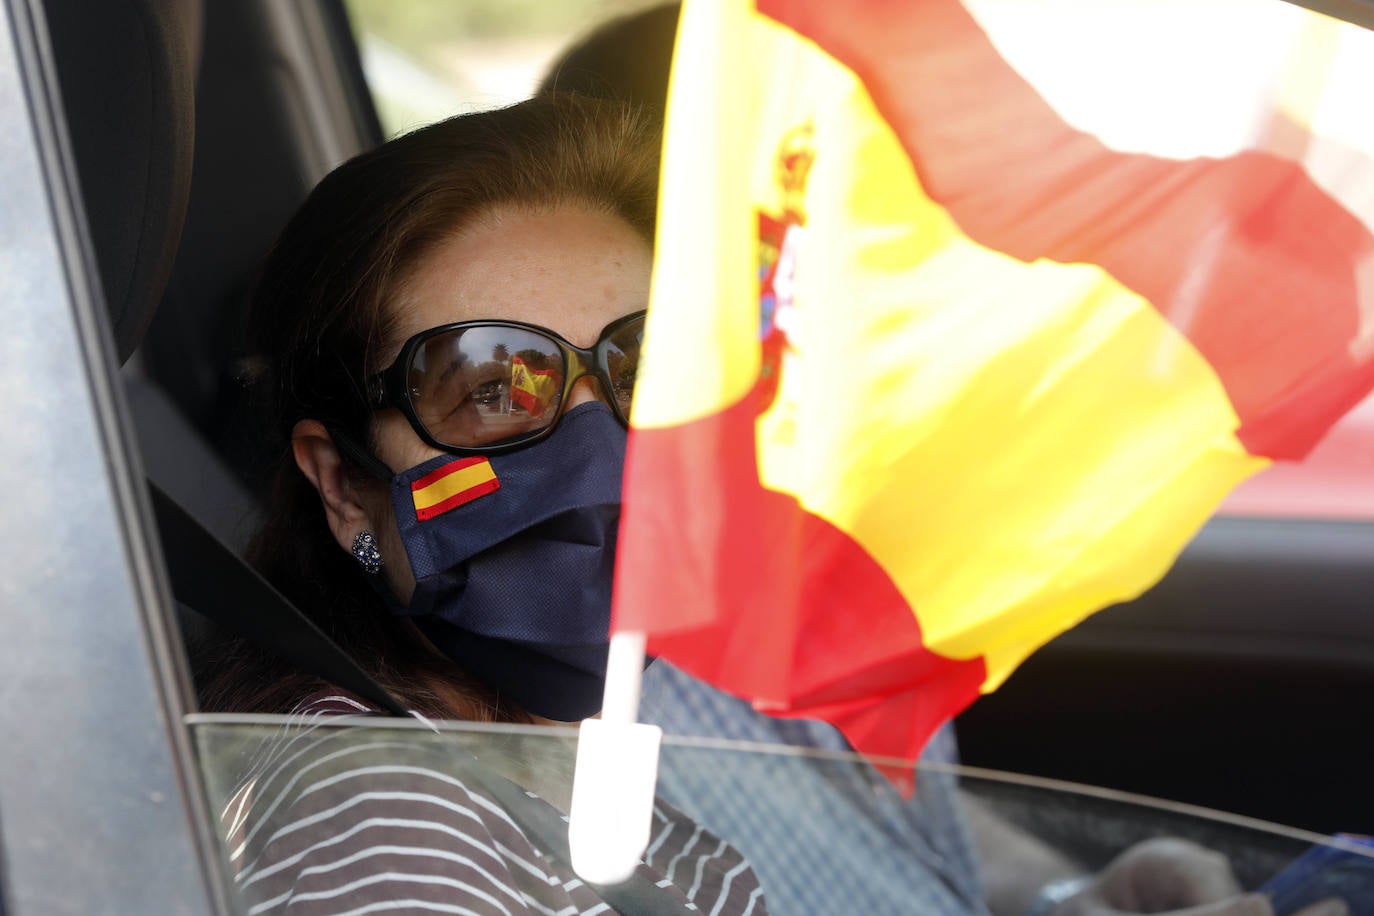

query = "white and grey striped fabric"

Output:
[[220, 695, 770, 916]]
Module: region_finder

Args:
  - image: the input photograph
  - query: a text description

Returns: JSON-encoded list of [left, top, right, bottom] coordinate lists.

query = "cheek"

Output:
[[372, 409, 444, 475], [365, 412, 443, 608], [359, 481, 417, 607], [380, 520, 416, 607], [365, 411, 440, 609]]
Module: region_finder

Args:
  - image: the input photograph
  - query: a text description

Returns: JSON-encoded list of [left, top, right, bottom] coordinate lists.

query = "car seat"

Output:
[[43, 0, 400, 712], [139, 0, 379, 493], [43, 0, 264, 557]]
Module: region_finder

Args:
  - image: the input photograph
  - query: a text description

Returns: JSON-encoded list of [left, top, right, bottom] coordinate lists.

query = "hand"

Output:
[[1053, 838, 1348, 916]]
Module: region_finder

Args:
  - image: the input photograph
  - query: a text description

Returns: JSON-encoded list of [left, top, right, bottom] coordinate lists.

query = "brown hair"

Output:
[[539, 3, 679, 113], [198, 95, 660, 718]]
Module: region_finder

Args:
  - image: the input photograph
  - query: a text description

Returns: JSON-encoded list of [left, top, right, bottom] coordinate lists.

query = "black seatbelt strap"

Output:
[[148, 480, 409, 717], [465, 768, 697, 916]]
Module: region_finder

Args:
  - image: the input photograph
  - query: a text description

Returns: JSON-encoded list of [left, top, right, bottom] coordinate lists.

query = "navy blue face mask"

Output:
[[383, 401, 625, 721]]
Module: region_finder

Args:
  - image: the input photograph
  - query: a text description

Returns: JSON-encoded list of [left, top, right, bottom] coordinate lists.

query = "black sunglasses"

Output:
[[365, 311, 645, 456]]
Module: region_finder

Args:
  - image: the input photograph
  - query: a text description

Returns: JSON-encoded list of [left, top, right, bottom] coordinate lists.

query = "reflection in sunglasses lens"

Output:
[[605, 319, 643, 414], [410, 327, 565, 448]]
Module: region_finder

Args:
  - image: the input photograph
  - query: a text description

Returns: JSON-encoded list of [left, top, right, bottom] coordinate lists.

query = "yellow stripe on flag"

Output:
[[742, 17, 1269, 689], [412, 460, 498, 513], [616, 0, 1374, 771], [635, 7, 1268, 698], [634, 0, 759, 428]]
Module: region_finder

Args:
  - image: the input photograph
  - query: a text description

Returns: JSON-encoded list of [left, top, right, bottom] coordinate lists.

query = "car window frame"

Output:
[[0, 0, 229, 912]]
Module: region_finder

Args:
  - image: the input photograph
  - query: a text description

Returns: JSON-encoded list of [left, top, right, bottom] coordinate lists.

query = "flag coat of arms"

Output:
[[612, 0, 1374, 766]]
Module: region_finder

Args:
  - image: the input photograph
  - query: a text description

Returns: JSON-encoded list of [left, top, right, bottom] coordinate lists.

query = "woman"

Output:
[[202, 94, 768, 915]]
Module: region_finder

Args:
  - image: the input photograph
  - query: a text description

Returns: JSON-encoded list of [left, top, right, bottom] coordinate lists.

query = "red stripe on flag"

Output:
[[615, 384, 986, 765], [758, 0, 1374, 460], [510, 388, 541, 415], [411, 455, 489, 490], [411, 457, 500, 521]]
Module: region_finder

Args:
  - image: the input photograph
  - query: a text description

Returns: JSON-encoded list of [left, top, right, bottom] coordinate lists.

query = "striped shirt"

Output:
[[219, 695, 769, 915]]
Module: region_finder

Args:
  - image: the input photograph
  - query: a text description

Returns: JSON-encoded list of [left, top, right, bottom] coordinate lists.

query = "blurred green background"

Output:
[[345, 0, 667, 134]]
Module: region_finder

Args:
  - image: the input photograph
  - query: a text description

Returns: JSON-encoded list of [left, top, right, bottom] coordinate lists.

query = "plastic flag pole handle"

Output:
[[569, 630, 663, 884]]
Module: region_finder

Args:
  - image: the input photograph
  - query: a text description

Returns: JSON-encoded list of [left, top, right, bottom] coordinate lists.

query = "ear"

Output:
[[291, 419, 375, 554]]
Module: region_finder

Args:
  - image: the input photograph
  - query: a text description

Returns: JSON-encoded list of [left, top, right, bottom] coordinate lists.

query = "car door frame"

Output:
[[0, 0, 228, 911]]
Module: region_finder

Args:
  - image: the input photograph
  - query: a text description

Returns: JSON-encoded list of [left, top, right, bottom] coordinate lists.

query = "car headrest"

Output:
[[42, 0, 201, 363]]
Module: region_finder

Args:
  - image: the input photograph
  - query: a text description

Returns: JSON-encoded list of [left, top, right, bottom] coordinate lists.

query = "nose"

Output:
[[564, 372, 611, 410]]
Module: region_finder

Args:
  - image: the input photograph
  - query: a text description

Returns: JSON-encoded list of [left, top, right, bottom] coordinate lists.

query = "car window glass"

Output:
[[343, 0, 665, 136], [192, 716, 1374, 915], [1223, 391, 1374, 519]]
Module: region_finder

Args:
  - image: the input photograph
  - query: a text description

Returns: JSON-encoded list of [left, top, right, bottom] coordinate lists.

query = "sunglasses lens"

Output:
[[603, 317, 644, 418], [408, 326, 565, 448]]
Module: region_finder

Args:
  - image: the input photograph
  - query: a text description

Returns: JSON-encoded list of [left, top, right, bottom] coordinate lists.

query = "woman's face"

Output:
[[366, 203, 653, 603]]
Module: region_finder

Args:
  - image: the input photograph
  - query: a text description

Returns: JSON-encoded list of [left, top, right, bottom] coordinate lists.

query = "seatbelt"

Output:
[[148, 480, 409, 717], [465, 767, 698, 916]]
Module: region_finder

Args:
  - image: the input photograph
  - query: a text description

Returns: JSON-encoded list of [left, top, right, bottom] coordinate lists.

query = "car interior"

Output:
[[15, 1, 1374, 908]]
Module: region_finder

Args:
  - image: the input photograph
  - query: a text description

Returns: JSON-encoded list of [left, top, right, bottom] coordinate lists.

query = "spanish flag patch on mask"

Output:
[[410, 456, 499, 521]]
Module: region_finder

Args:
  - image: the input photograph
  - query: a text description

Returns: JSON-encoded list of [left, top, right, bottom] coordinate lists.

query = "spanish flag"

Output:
[[612, 0, 1374, 767], [511, 354, 560, 417], [411, 456, 499, 522]]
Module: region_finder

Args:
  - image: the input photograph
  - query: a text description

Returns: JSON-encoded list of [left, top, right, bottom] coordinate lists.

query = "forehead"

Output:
[[387, 204, 653, 356]]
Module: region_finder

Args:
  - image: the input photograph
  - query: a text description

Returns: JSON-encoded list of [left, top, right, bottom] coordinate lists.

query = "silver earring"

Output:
[[352, 530, 383, 574]]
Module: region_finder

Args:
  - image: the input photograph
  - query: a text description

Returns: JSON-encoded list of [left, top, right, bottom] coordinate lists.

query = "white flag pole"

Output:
[[568, 630, 663, 884], [568, 0, 735, 885]]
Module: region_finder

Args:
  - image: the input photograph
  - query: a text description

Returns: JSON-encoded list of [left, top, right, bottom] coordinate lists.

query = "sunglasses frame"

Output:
[[365, 310, 646, 456]]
